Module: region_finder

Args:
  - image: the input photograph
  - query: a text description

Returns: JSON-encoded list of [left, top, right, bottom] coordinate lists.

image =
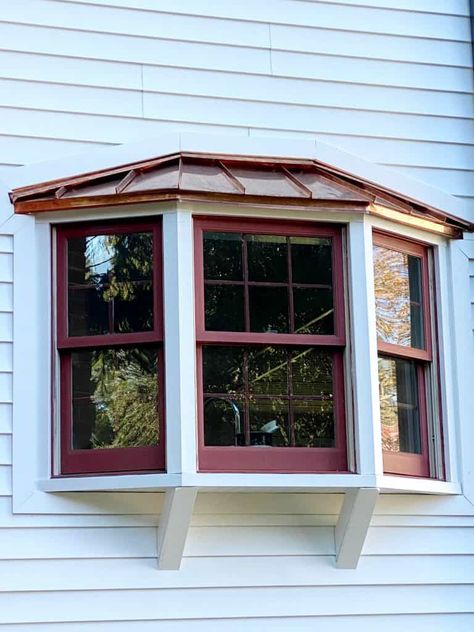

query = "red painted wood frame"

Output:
[[194, 216, 347, 473], [373, 231, 433, 478], [56, 220, 165, 475]]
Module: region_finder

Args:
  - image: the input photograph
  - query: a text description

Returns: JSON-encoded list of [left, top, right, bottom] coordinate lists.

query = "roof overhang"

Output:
[[8, 137, 472, 239]]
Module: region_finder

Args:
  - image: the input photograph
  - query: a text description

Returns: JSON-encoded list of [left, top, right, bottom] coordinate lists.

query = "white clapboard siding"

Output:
[[0, 465, 12, 496], [1, 615, 474, 632], [48, 0, 473, 41], [1, 555, 474, 592], [0, 585, 473, 625]]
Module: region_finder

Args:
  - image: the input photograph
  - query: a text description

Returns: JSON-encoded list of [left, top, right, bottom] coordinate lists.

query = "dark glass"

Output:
[[71, 347, 159, 450], [373, 245, 424, 349], [291, 349, 333, 396], [203, 232, 243, 281], [204, 397, 244, 446], [378, 356, 421, 454], [202, 345, 336, 448], [248, 346, 287, 395], [246, 234, 287, 282], [249, 286, 288, 333], [290, 237, 332, 285], [203, 346, 244, 394], [205, 284, 244, 331], [68, 232, 153, 337], [248, 399, 289, 447], [293, 400, 335, 448], [293, 288, 334, 334]]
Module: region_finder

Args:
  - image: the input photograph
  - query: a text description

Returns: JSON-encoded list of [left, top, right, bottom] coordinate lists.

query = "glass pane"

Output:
[[248, 399, 289, 447], [71, 347, 159, 450], [203, 232, 242, 281], [203, 346, 244, 394], [291, 237, 332, 285], [248, 346, 288, 395], [246, 234, 287, 282], [293, 400, 335, 448], [293, 288, 334, 334], [249, 286, 289, 332], [205, 284, 244, 331], [378, 356, 421, 454], [291, 349, 333, 396], [373, 245, 424, 349], [68, 232, 153, 337], [204, 397, 244, 446]]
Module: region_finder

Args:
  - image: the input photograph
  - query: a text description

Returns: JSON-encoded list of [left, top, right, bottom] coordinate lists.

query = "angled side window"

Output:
[[56, 221, 165, 475]]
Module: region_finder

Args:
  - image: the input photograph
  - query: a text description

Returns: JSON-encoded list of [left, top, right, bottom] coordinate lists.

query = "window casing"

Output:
[[373, 232, 435, 478], [56, 220, 165, 475], [194, 217, 348, 473]]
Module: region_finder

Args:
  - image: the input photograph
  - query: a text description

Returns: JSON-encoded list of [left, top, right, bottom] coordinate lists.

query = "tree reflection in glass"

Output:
[[68, 232, 153, 336], [378, 356, 421, 454], [373, 245, 424, 349], [71, 347, 159, 450]]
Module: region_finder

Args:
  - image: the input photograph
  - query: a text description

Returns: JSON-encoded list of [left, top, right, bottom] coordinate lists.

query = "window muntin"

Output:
[[373, 232, 432, 478], [195, 218, 347, 473], [56, 221, 165, 475]]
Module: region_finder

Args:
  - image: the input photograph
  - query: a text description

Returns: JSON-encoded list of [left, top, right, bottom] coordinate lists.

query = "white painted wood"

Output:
[[0, 434, 11, 465], [335, 488, 379, 568], [0, 465, 11, 496], [0, 584, 473, 624], [1, 615, 474, 632], [162, 210, 197, 475], [157, 487, 197, 570]]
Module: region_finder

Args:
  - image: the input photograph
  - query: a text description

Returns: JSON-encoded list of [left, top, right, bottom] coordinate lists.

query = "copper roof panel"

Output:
[[289, 170, 372, 202], [228, 166, 309, 198], [125, 162, 180, 193], [180, 161, 241, 194]]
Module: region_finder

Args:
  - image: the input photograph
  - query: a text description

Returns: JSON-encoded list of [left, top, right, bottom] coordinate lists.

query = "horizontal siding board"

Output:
[[0, 435, 11, 465], [0, 465, 11, 496], [292, 0, 471, 16], [0, 404, 12, 435], [1, 555, 474, 592], [0, 2, 271, 49], [379, 165, 474, 197], [0, 79, 142, 118], [1, 614, 474, 632], [143, 93, 474, 143], [0, 135, 114, 165], [0, 23, 272, 74], [0, 373, 13, 404], [0, 585, 473, 624], [44, 0, 473, 41], [0, 254, 12, 284], [271, 51, 474, 92], [143, 67, 474, 118], [270, 25, 473, 66], [0, 284, 13, 313]]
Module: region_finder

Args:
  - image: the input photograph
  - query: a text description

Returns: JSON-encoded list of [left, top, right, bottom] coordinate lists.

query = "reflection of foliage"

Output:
[[88, 347, 158, 449], [373, 246, 411, 346]]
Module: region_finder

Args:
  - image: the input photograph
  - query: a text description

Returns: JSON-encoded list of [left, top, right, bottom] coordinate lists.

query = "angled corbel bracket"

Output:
[[335, 487, 379, 569], [157, 487, 198, 570]]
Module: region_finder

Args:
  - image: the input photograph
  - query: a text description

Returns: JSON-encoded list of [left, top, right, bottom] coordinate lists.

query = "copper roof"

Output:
[[9, 152, 469, 237]]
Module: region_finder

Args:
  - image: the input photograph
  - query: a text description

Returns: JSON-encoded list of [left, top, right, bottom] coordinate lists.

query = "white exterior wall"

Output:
[[0, 0, 474, 629]]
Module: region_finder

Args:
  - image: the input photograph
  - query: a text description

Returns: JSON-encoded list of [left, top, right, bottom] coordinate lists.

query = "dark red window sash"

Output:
[[55, 219, 165, 476], [194, 216, 348, 473], [373, 231, 435, 479]]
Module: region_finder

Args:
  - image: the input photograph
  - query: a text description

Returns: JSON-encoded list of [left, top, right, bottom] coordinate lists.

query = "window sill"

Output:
[[37, 472, 461, 495]]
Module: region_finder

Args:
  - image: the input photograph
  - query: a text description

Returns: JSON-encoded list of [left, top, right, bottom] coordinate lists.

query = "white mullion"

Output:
[[347, 219, 383, 477], [162, 208, 197, 477]]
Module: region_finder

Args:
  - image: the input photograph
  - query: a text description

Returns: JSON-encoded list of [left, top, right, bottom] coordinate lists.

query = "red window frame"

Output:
[[194, 216, 348, 473], [373, 231, 433, 478], [55, 220, 165, 475]]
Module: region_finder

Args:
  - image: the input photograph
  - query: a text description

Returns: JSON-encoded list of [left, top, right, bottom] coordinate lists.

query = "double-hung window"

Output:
[[56, 220, 165, 475], [194, 217, 348, 473], [373, 232, 435, 478]]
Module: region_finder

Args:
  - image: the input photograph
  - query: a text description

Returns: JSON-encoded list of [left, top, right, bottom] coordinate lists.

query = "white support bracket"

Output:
[[157, 487, 198, 570], [335, 487, 379, 569]]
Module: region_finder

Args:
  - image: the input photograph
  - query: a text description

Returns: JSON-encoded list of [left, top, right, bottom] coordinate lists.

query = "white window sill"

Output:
[[37, 472, 461, 495]]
